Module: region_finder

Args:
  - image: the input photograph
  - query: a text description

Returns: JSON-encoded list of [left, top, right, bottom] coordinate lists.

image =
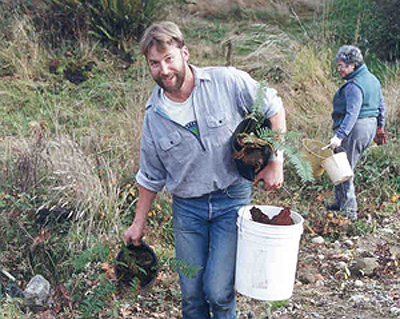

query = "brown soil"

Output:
[[250, 206, 294, 225]]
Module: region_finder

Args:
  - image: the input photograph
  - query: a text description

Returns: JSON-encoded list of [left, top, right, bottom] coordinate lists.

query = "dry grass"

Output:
[[0, 16, 47, 80], [186, 0, 323, 18], [382, 72, 400, 129], [279, 45, 336, 140]]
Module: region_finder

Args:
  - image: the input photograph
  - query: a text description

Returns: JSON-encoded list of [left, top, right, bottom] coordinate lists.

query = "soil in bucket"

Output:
[[250, 206, 293, 225], [236, 205, 304, 301]]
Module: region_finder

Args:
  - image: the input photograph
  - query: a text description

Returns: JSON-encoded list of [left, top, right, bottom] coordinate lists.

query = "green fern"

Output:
[[250, 81, 269, 127], [243, 81, 314, 183], [78, 275, 116, 319], [257, 128, 314, 183]]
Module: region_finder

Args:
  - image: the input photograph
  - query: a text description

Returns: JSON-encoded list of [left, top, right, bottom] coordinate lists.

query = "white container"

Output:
[[322, 152, 353, 185], [235, 205, 304, 301]]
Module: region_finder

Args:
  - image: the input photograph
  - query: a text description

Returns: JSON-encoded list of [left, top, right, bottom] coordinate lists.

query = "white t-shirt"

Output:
[[160, 92, 199, 136]]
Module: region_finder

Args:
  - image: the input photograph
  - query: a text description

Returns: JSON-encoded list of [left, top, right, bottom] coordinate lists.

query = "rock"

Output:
[[354, 280, 364, 288], [350, 295, 366, 303], [298, 273, 315, 284], [333, 241, 341, 249], [343, 239, 354, 248], [337, 261, 347, 270], [359, 250, 374, 258], [350, 258, 379, 277], [23, 275, 51, 313], [391, 246, 400, 259], [390, 307, 400, 316], [312, 236, 325, 245], [379, 228, 394, 234], [314, 273, 324, 281]]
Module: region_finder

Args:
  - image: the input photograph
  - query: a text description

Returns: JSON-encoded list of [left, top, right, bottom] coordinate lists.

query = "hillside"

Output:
[[1, 1, 400, 318]]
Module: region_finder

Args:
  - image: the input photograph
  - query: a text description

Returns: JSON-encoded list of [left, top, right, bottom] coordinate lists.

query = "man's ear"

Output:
[[182, 46, 189, 62]]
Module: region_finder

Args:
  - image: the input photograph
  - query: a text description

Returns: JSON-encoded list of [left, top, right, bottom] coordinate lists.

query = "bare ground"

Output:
[[125, 207, 400, 319]]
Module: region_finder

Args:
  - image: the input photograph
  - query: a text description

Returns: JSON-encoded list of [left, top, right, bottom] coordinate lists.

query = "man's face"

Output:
[[147, 44, 189, 94]]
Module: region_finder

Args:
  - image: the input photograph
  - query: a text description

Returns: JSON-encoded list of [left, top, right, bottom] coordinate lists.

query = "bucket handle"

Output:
[[251, 184, 297, 211]]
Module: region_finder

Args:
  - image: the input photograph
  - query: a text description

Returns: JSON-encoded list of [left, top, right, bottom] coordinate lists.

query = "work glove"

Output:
[[329, 135, 342, 149], [374, 128, 387, 145]]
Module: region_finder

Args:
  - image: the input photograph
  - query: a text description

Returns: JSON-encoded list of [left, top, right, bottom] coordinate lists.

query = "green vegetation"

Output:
[[0, 0, 399, 318]]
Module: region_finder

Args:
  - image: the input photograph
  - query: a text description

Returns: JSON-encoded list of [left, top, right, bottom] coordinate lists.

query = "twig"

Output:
[[1, 269, 16, 282]]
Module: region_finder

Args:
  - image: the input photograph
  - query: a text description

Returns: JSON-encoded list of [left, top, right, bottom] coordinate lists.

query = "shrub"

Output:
[[1, 0, 166, 55], [327, 0, 400, 62]]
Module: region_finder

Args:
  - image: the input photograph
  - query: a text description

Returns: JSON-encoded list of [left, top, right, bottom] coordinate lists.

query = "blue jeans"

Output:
[[172, 182, 251, 319], [334, 117, 377, 218]]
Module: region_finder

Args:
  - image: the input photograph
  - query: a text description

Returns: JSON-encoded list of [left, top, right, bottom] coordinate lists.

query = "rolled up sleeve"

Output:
[[135, 127, 166, 193]]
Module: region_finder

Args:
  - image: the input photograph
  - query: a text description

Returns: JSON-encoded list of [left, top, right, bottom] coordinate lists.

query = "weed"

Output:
[[348, 219, 377, 237], [77, 275, 117, 319]]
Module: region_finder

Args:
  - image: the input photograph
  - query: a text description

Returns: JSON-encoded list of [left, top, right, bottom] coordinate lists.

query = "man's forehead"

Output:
[[147, 43, 178, 58]]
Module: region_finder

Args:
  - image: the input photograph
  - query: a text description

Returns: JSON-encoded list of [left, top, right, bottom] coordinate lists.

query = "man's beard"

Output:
[[154, 67, 185, 94]]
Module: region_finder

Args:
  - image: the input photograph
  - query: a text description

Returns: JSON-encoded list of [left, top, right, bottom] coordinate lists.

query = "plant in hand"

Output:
[[232, 82, 314, 183]]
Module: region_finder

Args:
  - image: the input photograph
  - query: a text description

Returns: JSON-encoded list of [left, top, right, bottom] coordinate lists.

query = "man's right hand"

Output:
[[124, 219, 146, 246], [123, 186, 157, 246]]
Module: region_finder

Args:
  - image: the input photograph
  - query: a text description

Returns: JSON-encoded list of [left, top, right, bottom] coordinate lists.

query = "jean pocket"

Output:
[[225, 182, 251, 199]]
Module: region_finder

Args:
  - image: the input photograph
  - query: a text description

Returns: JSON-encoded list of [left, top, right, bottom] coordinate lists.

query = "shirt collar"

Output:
[[343, 63, 367, 81], [145, 64, 210, 110]]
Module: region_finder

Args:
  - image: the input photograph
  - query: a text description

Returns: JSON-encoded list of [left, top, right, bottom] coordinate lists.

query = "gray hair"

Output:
[[335, 45, 363, 68]]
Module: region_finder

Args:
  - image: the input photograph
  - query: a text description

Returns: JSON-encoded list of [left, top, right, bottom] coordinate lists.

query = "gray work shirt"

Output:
[[136, 65, 283, 198]]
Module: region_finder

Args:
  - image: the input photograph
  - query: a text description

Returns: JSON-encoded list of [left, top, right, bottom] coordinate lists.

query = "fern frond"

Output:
[[283, 147, 314, 183], [257, 128, 314, 182]]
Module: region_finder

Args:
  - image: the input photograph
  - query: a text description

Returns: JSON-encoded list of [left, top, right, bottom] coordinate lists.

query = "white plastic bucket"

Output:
[[322, 152, 353, 185], [235, 205, 304, 301]]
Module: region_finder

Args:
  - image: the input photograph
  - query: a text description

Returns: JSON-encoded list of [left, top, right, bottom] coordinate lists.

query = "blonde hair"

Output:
[[139, 21, 185, 56]]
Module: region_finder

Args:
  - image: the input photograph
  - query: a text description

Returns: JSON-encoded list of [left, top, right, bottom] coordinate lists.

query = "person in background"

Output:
[[326, 45, 387, 221], [123, 21, 286, 319]]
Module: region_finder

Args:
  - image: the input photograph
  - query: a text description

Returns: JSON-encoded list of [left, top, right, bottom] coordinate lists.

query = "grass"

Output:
[[1, 2, 400, 318]]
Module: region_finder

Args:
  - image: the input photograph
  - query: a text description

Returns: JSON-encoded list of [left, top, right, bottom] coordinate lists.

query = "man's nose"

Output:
[[160, 61, 169, 75]]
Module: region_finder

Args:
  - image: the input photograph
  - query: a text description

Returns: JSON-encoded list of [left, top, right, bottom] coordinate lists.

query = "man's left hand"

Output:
[[255, 160, 284, 191]]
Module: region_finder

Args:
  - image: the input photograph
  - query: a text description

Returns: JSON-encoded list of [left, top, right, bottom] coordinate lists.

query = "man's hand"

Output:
[[374, 128, 387, 145], [124, 219, 146, 246], [123, 186, 157, 246], [254, 160, 284, 191]]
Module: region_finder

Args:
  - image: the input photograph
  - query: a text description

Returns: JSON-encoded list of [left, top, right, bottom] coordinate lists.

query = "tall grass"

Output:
[[0, 16, 47, 79]]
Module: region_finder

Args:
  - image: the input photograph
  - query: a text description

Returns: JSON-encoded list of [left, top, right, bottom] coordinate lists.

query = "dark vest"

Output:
[[332, 64, 381, 128]]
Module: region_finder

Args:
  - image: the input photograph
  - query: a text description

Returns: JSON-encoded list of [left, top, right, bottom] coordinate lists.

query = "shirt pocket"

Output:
[[159, 131, 190, 165], [205, 113, 231, 146]]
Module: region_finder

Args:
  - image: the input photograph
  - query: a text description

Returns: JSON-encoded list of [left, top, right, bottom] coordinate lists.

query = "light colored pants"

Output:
[[334, 117, 377, 218], [172, 182, 251, 319]]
